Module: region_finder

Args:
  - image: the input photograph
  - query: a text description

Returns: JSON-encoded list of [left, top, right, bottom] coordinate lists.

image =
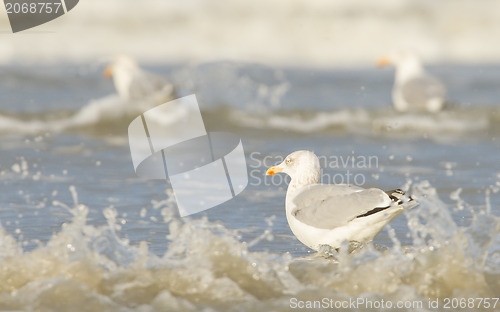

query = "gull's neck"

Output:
[[395, 58, 424, 85], [286, 168, 320, 196]]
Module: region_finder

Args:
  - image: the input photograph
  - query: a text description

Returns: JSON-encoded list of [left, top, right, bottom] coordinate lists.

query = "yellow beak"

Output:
[[103, 66, 113, 78], [377, 57, 391, 67], [266, 166, 283, 175]]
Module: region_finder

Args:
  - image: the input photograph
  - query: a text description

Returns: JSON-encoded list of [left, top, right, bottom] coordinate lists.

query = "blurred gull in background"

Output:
[[378, 50, 447, 113], [59, 55, 179, 131], [104, 55, 176, 101]]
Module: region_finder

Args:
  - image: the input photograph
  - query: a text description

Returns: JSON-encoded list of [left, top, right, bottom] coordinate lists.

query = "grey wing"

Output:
[[401, 74, 446, 107], [129, 71, 175, 100], [291, 184, 391, 229]]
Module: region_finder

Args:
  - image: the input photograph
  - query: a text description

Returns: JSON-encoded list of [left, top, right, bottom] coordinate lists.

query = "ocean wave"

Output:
[[0, 90, 173, 136], [0, 91, 495, 140], [0, 181, 499, 311], [229, 107, 493, 138]]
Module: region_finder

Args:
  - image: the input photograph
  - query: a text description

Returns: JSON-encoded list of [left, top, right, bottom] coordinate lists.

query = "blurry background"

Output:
[[1, 0, 500, 66]]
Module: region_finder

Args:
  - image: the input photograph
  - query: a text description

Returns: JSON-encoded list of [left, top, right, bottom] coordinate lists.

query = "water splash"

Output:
[[0, 181, 499, 311]]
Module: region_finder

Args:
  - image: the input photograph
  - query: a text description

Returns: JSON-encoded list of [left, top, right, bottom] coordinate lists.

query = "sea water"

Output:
[[0, 62, 499, 311]]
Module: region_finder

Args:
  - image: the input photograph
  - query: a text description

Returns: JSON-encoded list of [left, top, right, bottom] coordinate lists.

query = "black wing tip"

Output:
[[385, 189, 415, 205], [356, 189, 415, 219]]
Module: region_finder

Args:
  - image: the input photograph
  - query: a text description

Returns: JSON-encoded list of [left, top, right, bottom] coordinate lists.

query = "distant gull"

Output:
[[104, 55, 175, 101], [378, 50, 446, 113], [266, 150, 415, 251]]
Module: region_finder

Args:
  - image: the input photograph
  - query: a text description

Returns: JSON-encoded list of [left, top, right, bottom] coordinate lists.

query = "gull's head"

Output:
[[378, 49, 424, 84], [266, 150, 320, 188], [104, 55, 141, 100], [104, 55, 140, 79]]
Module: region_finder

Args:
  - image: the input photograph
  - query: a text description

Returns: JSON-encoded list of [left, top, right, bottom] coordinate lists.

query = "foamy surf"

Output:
[[0, 181, 498, 311], [0, 88, 175, 136], [229, 107, 492, 138], [0, 105, 494, 146]]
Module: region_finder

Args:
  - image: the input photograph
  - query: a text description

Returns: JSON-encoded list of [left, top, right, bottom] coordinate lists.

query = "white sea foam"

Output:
[[0, 181, 499, 310], [229, 107, 492, 138], [0, 100, 494, 141], [0, 90, 172, 135]]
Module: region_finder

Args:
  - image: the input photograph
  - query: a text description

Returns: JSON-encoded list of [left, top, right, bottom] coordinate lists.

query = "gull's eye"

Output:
[[285, 158, 292, 165]]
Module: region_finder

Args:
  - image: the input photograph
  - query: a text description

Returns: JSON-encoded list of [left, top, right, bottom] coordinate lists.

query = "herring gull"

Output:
[[378, 51, 446, 113], [104, 55, 175, 101], [266, 150, 415, 251]]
